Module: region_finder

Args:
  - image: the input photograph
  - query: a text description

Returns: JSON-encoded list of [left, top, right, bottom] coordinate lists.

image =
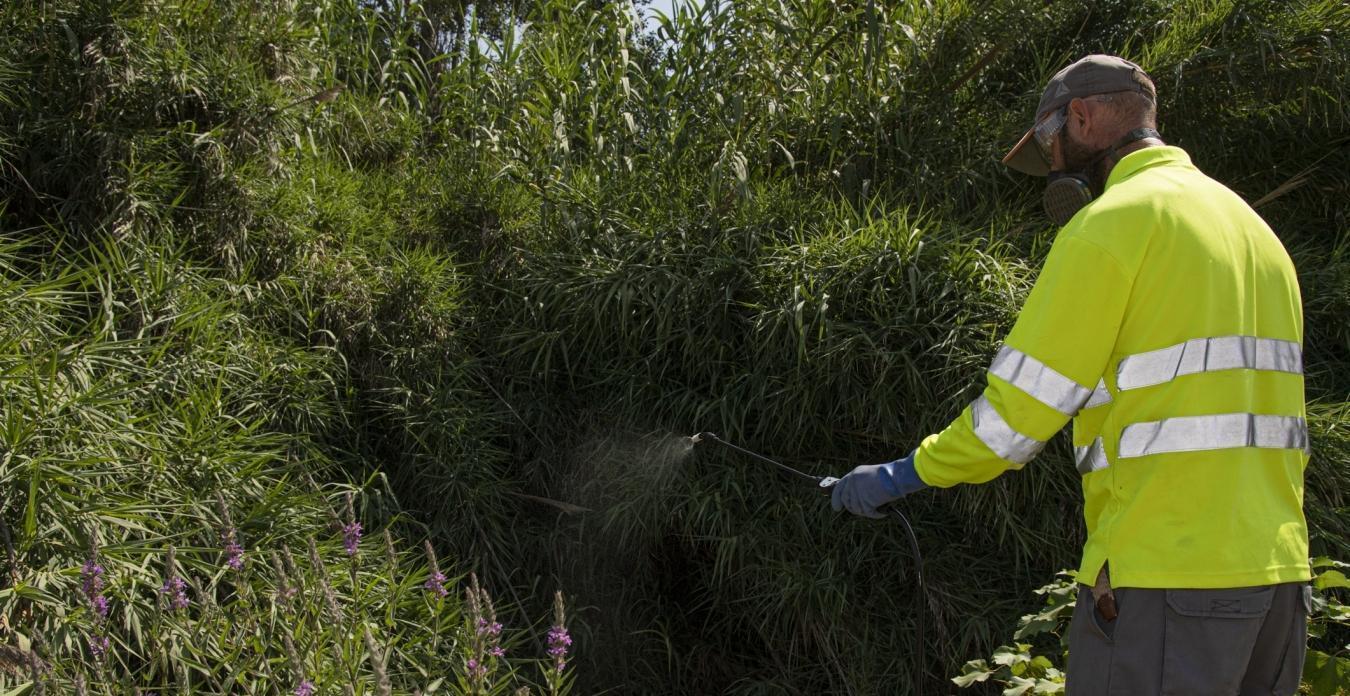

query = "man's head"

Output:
[[1004, 55, 1157, 178]]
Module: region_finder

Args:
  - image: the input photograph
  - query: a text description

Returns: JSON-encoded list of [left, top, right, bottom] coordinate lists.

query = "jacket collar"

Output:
[[1105, 145, 1192, 191]]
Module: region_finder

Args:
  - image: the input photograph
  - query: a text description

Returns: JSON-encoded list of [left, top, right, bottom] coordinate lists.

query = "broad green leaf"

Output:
[[1002, 676, 1036, 696], [1325, 598, 1350, 622], [993, 644, 1032, 667], [1016, 603, 1073, 639], [1314, 569, 1350, 591], [951, 659, 996, 688], [1303, 649, 1350, 696]]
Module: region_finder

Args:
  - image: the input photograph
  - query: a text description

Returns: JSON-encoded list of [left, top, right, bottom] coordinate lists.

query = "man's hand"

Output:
[[831, 452, 926, 519]]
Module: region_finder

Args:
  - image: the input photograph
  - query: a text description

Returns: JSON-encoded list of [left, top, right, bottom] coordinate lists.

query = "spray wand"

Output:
[[690, 432, 840, 490], [691, 431, 927, 694]]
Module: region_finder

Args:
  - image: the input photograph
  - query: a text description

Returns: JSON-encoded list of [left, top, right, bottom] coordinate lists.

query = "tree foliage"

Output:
[[0, 0, 1346, 693]]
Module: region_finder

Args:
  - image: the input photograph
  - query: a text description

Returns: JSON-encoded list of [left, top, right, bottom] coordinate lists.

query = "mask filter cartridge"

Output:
[[1043, 172, 1094, 226]]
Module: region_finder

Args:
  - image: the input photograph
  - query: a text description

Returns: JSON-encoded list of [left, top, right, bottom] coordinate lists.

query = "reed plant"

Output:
[[0, 0, 1346, 692], [0, 231, 577, 692]]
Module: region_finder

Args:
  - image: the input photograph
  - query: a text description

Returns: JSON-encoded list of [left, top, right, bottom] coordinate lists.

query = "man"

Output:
[[832, 55, 1311, 694]]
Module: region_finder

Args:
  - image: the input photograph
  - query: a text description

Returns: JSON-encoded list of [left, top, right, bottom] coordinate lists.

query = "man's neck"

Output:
[[1100, 136, 1164, 184]]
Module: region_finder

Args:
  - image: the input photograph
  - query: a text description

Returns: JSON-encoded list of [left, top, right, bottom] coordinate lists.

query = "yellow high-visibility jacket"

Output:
[[915, 146, 1310, 589]]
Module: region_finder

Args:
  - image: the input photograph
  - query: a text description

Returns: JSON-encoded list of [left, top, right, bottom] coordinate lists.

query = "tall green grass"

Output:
[[1, 0, 1346, 692], [0, 230, 581, 693]]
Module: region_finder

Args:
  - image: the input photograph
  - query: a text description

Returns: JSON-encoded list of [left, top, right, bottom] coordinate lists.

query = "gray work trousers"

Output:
[[1065, 582, 1310, 695]]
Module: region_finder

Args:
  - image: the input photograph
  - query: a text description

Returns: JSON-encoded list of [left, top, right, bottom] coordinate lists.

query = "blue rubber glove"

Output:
[[831, 452, 927, 519]]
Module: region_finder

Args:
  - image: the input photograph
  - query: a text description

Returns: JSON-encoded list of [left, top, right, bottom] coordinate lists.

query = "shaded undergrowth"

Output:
[[0, 0, 1346, 693]]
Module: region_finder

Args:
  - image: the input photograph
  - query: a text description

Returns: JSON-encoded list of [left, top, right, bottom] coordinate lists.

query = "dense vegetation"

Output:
[[0, 0, 1346, 693]]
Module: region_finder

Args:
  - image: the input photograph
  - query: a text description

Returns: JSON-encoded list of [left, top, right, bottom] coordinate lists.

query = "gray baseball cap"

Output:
[[1002, 54, 1156, 176]]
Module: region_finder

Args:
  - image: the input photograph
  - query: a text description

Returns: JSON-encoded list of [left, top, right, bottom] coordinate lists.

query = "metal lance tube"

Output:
[[690, 432, 838, 491]]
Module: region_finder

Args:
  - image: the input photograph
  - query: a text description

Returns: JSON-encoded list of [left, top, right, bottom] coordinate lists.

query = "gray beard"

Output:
[[1061, 131, 1109, 196]]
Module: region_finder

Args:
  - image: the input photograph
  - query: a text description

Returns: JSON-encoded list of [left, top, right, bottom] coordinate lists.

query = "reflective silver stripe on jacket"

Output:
[[1075, 438, 1109, 474], [989, 346, 1093, 416], [1084, 379, 1113, 409], [971, 395, 1046, 464], [1116, 336, 1302, 391], [1118, 413, 1308, 459]]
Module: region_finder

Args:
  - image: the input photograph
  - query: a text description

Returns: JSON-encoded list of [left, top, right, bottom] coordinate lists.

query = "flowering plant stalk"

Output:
[[459, 573, 507, 695], [342, 493, 362, 557], [80, 550, 110, 663], [217, 491, 245, 573], [423, 540, 449, 600], [544, 591, 573, 696], [158, 546, 190, 612]]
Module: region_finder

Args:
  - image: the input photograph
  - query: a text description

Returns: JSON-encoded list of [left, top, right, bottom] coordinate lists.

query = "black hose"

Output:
[[693, 432, 928, 694], [891, 505, 926, 696]]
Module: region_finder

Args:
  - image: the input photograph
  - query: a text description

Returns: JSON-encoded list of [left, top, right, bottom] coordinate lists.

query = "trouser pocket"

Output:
[[1067, 585, 1116, 695], [1161, 586, 1275, 696], [1265, 584, 1311, 696], [1090, 593, 1116, 641]]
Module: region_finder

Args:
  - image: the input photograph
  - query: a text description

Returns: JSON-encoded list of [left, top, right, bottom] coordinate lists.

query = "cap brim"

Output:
[[1002, 127, 1050, 177]]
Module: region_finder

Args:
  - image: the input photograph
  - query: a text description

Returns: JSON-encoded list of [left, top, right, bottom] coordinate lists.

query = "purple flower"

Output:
[[476, 617, 502, 636], [490, 646, 505, 657], [547, 625, 572, 672], [160, 575, 189, 610], [294, 680, 315, 696], [342, 521, 362, 555], [424, 570, 448, 598], [88, 633, 110, 660], [225, 540, 244, 570], [222, 529, 245, 571], [81, 559, 109, 619], [81, 560, 105, 597]]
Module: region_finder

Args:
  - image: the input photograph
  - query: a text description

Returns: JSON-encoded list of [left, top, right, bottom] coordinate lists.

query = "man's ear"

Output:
[[1068, 97, 1103, 144], [1067, 97, 1090, 135]]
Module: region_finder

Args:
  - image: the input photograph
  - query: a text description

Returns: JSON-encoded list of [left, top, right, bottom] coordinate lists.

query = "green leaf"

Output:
[[993, 644, 1032, 667], [1016, 603, 1074, 640], [952, 660, 996, 688], [1, 683, 34, 696], [24, 458, 38, 538], [1311, 557, 1349, 570], [1314, 569, 1350, 591], [1326, 598, 1350, 622], [1002, 677, 1035, 696], [0, 584, 64, 607], [1303, 649, 1350, 696]]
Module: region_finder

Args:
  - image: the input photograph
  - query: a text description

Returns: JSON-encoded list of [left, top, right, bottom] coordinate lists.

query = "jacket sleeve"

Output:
[[914, 235, 1133, 487]]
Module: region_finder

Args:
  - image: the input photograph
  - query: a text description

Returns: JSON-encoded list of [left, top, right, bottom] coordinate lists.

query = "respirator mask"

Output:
[[1035, 106, 1160, 226]]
